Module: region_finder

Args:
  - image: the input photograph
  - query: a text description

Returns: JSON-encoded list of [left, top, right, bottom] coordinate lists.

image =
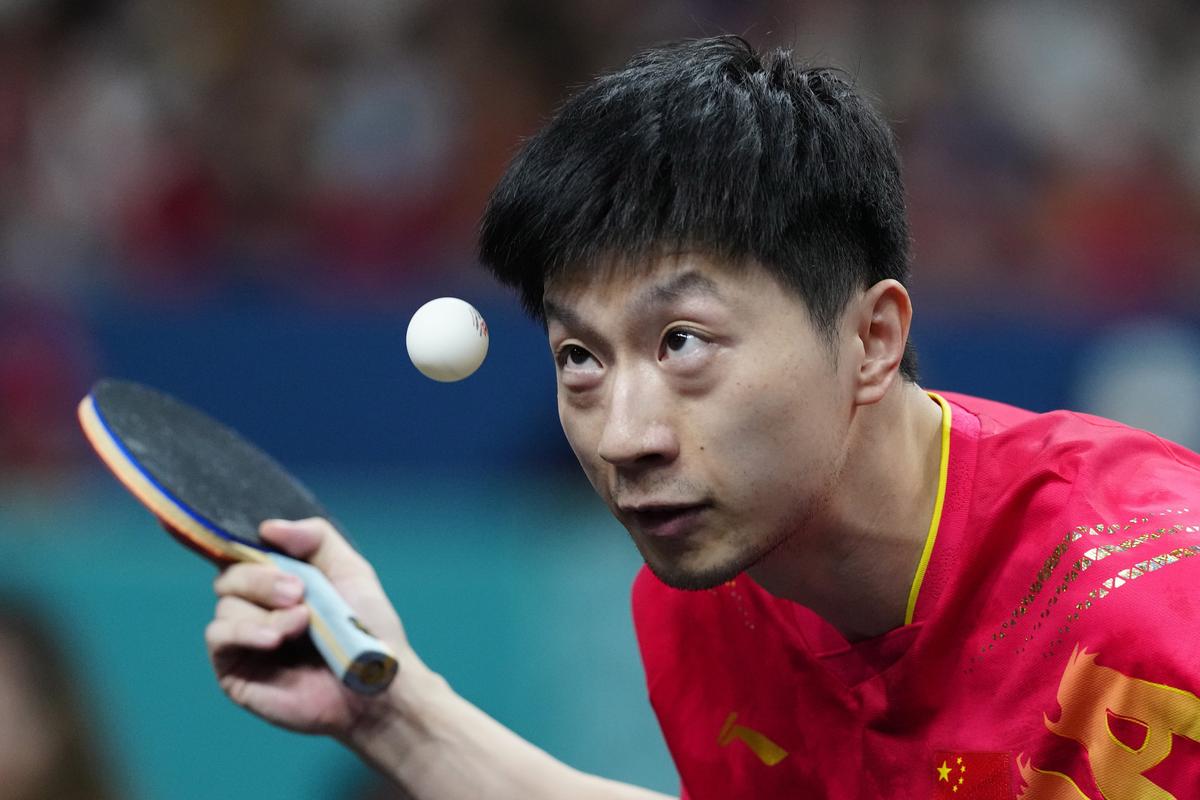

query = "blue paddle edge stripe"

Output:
[[88, 393, 272, 554]]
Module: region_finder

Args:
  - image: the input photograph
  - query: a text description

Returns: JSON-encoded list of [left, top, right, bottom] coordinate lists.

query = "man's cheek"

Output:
[[563, 436, 608, 498]]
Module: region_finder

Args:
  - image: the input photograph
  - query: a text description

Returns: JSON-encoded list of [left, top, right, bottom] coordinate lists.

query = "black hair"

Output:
[[479, 35, 917, 380]]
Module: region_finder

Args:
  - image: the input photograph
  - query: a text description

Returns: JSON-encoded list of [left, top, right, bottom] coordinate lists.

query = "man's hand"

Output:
[[205, 517, 410, 737], [204, 517, 672, 800]]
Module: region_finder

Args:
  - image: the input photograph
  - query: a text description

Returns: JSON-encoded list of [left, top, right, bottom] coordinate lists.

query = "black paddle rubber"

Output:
[[90, 378, 328, 547]]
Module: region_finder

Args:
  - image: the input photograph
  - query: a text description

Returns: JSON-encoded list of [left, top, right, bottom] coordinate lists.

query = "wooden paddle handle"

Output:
[[266, 553, 399, 694]]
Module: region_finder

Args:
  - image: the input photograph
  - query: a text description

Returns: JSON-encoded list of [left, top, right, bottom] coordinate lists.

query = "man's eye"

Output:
[[559, 344, 597, 369], [661, 329, 703, 358]]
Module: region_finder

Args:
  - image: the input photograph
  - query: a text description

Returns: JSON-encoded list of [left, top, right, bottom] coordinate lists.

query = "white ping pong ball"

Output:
[[406, 297, 489, 382]]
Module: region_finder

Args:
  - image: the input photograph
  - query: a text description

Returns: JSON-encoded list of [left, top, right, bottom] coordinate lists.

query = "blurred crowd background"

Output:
[[2, 1, 1200, 798], [4, 0, 1200, 472], [7, 0, 1200, 472]]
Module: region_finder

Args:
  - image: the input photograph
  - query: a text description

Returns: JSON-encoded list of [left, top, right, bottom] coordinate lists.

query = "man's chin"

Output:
[[642, 555, 746, 591]]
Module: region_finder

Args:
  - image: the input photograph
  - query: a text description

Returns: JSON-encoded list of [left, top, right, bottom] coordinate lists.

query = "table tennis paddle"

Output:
[[77, 378, 398, 695]]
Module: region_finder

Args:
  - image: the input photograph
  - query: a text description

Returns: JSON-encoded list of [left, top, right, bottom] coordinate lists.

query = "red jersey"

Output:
[[633, 392, 1200, 799]]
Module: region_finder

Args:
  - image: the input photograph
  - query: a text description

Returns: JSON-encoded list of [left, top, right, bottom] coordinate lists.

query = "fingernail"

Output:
[[274, 577, 304, 605]]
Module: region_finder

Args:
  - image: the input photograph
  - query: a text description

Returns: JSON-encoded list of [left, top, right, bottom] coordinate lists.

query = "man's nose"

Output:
[[597, 368, 679, 468]]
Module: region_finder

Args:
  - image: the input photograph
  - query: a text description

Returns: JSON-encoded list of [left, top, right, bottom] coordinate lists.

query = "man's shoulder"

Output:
[[941, 389, 1200, 498], [928, 390, 1200, 630], [941, 390, 1197, 450], [936, 390, 1040, 431]]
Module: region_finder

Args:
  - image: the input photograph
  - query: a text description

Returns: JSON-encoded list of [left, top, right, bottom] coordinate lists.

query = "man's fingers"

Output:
[[207, 602, 310, 653], [258, 517, 325, 559], [214, 563, 304, 609], [256, 516, 406, 650], [259, 517, 374, 581]]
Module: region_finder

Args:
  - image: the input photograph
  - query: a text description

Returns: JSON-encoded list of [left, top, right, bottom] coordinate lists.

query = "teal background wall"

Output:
[[0, 474, 678, 799]]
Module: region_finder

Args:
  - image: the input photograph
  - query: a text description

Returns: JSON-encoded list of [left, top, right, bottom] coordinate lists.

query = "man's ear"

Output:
[[850, 279, 912, 406]]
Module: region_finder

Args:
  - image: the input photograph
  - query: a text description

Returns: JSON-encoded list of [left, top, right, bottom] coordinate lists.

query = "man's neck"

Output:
[[747, 382, 946, 641]]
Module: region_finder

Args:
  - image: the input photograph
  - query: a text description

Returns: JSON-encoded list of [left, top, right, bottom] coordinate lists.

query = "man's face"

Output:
[[545, 253, 855, 590]]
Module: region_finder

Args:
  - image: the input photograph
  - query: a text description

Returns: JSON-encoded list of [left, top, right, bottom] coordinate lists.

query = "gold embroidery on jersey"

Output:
[[1018, 646, 1200, 799], [988, 533, 1073, 651], [969, 510, 1200, 670], [1015, 758, 1092, 800]]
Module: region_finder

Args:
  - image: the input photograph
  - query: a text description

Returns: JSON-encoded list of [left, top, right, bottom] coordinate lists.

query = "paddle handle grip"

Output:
[[266, 553, 399, 695]]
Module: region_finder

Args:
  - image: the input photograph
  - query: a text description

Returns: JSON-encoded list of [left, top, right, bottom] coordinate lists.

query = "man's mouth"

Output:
[[621, 503, 709, 538]]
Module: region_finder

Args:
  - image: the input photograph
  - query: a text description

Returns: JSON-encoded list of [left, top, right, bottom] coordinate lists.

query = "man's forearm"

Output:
[[345, 656, 674, 800]]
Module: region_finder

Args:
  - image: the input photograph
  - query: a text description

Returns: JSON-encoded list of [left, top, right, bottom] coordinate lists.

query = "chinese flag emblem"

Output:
[[931, 751, 1012, 799]]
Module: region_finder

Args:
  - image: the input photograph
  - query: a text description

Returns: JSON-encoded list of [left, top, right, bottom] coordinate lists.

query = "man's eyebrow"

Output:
[[543, 298, 581, 329], [543, 299, 606, 345], [542, 269, 722, 334], [635, 270, 721, 312]]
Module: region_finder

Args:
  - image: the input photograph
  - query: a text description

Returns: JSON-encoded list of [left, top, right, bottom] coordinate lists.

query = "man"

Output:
[[206, 37, 1200, 798]]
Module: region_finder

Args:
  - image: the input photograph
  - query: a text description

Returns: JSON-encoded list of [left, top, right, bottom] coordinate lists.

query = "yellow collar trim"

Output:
[[903, 391, 953, 625]]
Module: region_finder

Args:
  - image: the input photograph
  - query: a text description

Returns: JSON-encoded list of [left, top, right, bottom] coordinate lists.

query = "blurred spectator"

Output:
[[0, 598, 124, 799]]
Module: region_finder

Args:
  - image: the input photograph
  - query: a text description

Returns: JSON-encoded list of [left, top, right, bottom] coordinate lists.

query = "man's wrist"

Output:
[[340, 650, 448, 769]]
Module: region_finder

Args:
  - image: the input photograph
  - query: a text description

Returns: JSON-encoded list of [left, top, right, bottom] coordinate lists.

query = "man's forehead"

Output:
[[542, 253, 734, 319]]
